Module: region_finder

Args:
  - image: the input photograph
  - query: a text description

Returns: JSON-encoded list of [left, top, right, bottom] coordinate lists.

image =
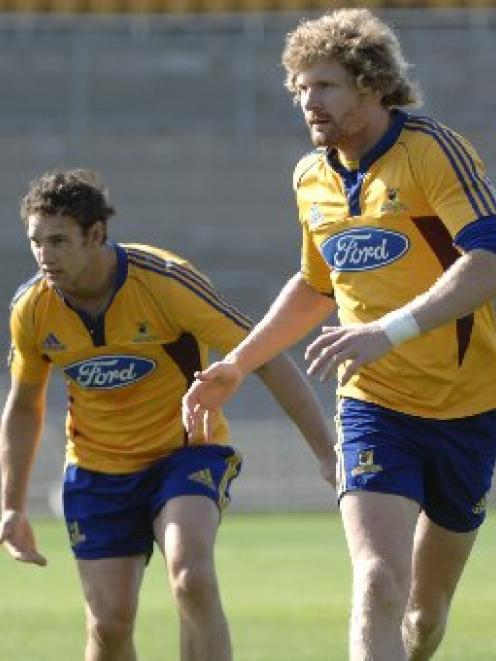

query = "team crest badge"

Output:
[[132, 321, 158, 343], [380, 188, 408, 214]]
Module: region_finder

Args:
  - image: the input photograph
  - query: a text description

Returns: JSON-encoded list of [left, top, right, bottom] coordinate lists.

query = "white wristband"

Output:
[[377, 310, 421, 346]]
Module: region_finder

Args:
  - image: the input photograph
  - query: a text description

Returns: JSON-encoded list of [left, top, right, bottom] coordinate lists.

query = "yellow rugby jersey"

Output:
[[9, 244, 252, 473], [296, 110, 496, 419]]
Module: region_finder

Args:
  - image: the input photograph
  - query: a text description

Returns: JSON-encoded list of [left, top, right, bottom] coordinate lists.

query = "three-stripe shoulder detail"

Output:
[[293, 149, 325, 191], [404, 115, 496, 217], [10, 272, 44, 310], [127, 248, 253, 331]]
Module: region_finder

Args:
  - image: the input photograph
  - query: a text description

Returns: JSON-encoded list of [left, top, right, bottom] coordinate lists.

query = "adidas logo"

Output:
[[188, 469, 215, 491], [42, 333, 66, 351]]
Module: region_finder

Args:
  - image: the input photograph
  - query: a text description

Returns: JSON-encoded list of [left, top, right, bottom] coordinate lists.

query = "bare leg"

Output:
[[77, 555, 146, 661], [403, 513, 477, 660], [154, 495, 231, 661], [340, 491, 420, 661]]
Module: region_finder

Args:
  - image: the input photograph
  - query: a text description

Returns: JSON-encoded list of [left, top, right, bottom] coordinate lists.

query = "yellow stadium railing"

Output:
[[0, 0, 494, 13]]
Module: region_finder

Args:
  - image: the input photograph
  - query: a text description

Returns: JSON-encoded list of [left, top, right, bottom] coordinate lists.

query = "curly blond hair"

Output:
[[282, 8, 421, 108]]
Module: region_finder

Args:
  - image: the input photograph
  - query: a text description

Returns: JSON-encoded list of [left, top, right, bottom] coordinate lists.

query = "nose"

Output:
[[34, 243, 55, 265], [302, 86, 322, 112]]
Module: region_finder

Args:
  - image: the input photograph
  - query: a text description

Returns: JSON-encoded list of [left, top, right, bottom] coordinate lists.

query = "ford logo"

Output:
[[64, 355, 156, 390], [321, 227, 410, 272]]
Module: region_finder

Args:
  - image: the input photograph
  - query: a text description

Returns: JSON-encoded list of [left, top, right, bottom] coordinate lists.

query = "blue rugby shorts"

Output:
[[63, 444, 242, 560], [335, 397, 496, 532]]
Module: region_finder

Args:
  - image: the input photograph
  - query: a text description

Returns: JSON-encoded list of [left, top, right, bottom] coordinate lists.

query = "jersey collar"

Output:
[[113, 242, 129, 290], [327, 109, 407, 174]]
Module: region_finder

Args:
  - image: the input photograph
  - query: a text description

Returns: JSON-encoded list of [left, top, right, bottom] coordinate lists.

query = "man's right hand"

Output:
[[182, 360, 246, 442], [0, 509, 47, 566]]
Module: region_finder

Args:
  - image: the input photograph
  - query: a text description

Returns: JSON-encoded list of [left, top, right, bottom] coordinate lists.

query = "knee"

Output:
[[355, 557, 410, 616], [169, 559, 217, 607], [86, 604, 135, 647], [403, 605, 447, 651]]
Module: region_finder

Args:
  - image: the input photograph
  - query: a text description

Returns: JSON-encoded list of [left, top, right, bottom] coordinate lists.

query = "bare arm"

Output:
[[228, 272, 336, 374], [307, 249, 496, 384], [404, 249, 496, 330], [182, 273, 336, 438], [255, 353, 336, 486], [0, 377, 48, 566]]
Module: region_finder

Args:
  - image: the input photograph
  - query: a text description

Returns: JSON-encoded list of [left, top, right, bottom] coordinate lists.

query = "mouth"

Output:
[[308, 115, 331, 126], [42, 268, 62, 279], [310, 120, 332, 131]]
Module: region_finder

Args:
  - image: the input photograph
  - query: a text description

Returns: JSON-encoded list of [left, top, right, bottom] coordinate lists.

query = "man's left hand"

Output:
[[305, 323, 393, 385]]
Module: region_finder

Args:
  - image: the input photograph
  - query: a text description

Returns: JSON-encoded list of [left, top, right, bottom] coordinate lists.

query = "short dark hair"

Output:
[[20, 169, 116, 234]]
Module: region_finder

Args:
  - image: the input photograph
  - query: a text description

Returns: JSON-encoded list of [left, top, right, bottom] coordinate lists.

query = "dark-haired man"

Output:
[[0, 168, 335, 661]]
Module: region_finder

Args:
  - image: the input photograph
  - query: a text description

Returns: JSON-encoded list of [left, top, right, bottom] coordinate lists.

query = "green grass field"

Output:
[[1, 512, 495, 660]]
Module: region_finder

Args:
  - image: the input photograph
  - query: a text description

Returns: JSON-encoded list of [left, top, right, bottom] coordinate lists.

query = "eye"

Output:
[[318, 81, 336, 90]]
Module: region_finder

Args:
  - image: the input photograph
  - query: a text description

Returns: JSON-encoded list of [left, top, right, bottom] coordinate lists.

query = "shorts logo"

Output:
[[64, 355, 156, 389], [351, 449, 383, 477], [67, 521, 86, 547], [321, 227, 410, 272], [472, 494, 488, 515], [188, 469, 216, 491]]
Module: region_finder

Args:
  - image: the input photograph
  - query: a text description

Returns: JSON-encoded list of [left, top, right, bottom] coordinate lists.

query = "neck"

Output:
[[64, 245, 118, 314], [337, 107, 393, 163]]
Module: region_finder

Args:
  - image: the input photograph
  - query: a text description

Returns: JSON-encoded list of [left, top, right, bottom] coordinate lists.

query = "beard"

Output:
[[308, 118, 342, 149]]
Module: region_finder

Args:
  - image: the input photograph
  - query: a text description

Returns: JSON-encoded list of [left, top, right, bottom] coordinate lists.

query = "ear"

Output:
[[87, 221, 106, 247], [356, 77, 382, 105]]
